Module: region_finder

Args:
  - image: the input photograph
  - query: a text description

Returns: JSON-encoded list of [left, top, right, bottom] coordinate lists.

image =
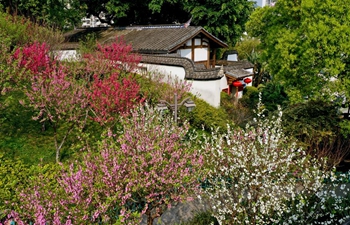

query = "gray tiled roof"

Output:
[[216, 59, 254, 79], [63, 26, 228, 53], [216, 60, 254, 70], [141, 54, 223, 80], [225, 67, 252, 79]]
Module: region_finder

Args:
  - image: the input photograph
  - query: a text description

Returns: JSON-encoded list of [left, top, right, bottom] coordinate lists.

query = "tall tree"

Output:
[[246, 0, 350, 103], [183, 0, 254, 45]]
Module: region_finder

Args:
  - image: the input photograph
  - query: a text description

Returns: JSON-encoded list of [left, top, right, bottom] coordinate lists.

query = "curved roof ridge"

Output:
[[141, 54, 223, 80]]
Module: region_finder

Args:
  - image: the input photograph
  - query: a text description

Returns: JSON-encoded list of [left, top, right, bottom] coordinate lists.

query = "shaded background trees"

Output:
[[0, 0, 85, 29], [1, 0, 254, 45]]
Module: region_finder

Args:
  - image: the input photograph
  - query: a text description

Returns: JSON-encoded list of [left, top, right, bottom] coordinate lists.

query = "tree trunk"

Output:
[[146, 209, 153, 225]]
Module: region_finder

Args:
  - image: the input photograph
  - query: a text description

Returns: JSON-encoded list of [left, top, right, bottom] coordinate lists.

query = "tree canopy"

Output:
[[246, 0, 350, 103], [1, 0, 254, 45], [183, 0, 254, 45], [0, 0, 85, 29]]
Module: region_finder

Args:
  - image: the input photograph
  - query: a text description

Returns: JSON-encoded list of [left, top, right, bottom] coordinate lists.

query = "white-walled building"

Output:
[[60, 25, 253, 107], [251, 0, 275, 7]]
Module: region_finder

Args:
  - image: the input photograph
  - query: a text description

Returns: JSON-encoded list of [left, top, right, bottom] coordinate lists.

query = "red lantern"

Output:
[[244, 78, 252, 84], [232, 80, 243, 87]]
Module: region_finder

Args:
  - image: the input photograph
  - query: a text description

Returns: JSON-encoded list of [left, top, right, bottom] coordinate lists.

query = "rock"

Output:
[[140, 197, 211, 225]]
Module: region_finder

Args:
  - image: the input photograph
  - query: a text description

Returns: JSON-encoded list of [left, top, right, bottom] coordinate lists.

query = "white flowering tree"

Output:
[[198, 99, 350, 224]]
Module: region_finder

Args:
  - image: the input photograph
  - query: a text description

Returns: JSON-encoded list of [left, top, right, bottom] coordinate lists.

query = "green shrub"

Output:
[[0, 154, 30, 215], [0, 11, 63, 50], [240, 82, 289, 113], [0, 161, 61, 222], [0, 91, 57, 164], [189, 97, 231, 132], [179, 211, 218, 225], [221, 91, 254, 127], [282, 100, 350, 169]]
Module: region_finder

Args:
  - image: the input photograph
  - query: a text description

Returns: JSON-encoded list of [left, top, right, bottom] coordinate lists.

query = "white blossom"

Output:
[[197, 99, 350, 224]]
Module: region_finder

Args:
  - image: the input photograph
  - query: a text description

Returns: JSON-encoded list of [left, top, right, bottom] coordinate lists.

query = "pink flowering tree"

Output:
[[138, 70, 193, 106], [58, 105, 203, 224], [114, 105, 202, 225], [158, 74, 192, 104], [4, 105, 203, 224], [13, 42, 89, 162]]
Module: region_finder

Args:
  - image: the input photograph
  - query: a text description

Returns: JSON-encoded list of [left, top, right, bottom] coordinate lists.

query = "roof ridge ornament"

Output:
[[126, 25, 185, 30], [183, 16, 192, 28], [218, 65, 225, 77]]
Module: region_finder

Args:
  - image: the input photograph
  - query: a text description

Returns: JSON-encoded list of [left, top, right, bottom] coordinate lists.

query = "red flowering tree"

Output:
[[88, 72, 141, 123], [12, 39, 144, 161], [84, 39, 143, 124]]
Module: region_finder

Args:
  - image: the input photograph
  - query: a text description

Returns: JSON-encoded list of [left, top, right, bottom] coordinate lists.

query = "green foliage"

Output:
[[0, 12, 27, 48], [240, 82, 289, 114], [239, 85, 260, 111], [75, 0, 189, 27], [0, 158, 60, 218], [7, 162, 62, 222], [0, 90, 98, 165], [183, 0, 254, 45], [233, 35, 261, 60], [282, 100, 340, 143], [0, 91, 57, 164], [0, 154, 30, 215], [246, 51, 271, 87], [246, 0, 350, 102], [190, 97, 231, 132], [282, 100, 350, 169], [136, 73, 164, 105], [0, 11, 63, 50], [259, 81, 289, 112], [0, 91, 39, 135], [340, 120, 350, 138], [26, 162, 61, 194], [78, 32, 97, 54], [178, 211, 218, 225]]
